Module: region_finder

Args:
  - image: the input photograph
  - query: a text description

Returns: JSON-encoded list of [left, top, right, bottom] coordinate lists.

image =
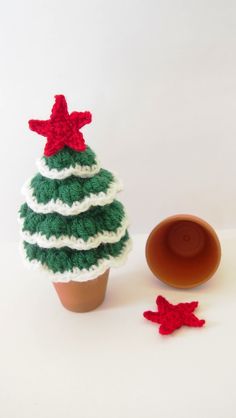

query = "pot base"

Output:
[[53, 269, 109, 312], [146, 215, 221, 289]]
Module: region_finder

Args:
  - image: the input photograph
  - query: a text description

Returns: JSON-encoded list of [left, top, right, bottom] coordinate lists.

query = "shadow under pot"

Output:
[[145, 215, 221, 289]]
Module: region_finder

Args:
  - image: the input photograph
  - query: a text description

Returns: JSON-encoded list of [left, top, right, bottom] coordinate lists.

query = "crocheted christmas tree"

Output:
[[19, 95, 131, 282]]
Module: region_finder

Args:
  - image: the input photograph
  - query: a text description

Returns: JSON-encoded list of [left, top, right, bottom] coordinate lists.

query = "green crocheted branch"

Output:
[[19, 200, 125, 241], [30, 169, 113, 206], [23, 232, 129, 273], [43, 146, 97, 170]]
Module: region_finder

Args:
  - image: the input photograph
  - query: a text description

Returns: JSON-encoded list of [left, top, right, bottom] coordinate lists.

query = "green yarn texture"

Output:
[[20, 200, 125, 241], [21, 143, 130, 277], [43, 146, 97, 170], [31, 169, 114, 206], [23, 232, 129, 273]]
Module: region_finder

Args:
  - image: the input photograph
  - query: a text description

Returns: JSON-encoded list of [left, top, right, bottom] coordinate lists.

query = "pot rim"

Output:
[[145, 214, 222, 288]]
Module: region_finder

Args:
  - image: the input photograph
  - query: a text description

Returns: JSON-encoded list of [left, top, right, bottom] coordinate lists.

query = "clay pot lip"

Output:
[[146, 213, 221, 254], [145, 214, 222, 288]]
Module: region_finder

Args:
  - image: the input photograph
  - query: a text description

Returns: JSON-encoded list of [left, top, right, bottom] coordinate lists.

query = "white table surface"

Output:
[[1, 233, 236, 418]]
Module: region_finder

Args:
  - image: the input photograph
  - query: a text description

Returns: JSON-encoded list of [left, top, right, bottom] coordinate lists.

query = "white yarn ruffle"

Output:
[[19, 214, 129, 250], [36, 157, 101, 179], [20, 238, 132, 282], [22, 175, 123, 216]]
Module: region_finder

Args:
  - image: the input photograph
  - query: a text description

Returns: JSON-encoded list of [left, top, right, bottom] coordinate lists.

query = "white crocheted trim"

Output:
[[19, 214, 129, 250], [20, 238, 132, 282], [36, 157, 101, 179], [22, 175, 123, 216]]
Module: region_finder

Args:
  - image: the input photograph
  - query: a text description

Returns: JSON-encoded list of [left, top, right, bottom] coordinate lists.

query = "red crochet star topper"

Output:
[[29, 95, 92, 156], [143, 295, 205, 335]]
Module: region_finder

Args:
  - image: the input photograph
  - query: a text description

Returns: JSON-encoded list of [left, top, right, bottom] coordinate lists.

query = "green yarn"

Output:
[[19, 201, 125, 241], [43, 146, 97, 170], [23, 232, 129, 273], [20, 144, 131, 277], [30, 169, 114, 206]]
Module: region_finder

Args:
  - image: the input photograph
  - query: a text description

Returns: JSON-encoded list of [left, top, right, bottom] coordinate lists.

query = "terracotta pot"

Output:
[[145, 215, 221, 289], [53, 269, 109, 312]]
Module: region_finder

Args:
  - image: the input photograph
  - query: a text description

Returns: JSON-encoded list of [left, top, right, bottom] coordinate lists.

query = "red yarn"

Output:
[[143, 295, 205, 335], [29, 95, 92, 156]]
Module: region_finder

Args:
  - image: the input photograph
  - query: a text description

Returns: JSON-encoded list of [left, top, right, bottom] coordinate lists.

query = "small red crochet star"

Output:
[[29, 95, 92, 156], [143, 295, 205, 335]]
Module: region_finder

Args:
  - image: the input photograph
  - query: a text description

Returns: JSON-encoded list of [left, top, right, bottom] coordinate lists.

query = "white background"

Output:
[[0, 0, 236, 240], [1, 2, 236, 418]]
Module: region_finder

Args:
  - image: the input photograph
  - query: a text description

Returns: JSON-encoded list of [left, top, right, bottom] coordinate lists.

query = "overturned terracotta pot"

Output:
[[53, 269, 109, 312], [146, 215, 221, 289]]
